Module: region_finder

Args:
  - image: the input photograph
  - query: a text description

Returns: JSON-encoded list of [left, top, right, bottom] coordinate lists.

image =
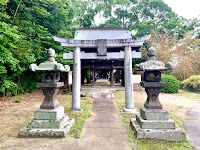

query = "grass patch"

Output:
[[113, 91, 193, 150], [169, 114, 184, 129], [14, 99, 21, 103], [178, 90, 200, 99], [58, 93, 93, 139]]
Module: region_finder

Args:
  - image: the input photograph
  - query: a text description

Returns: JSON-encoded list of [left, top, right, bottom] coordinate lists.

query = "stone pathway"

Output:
[[80, 92, 132, 150], [184, 106, 200, 150], [0, 91, 131, 150]]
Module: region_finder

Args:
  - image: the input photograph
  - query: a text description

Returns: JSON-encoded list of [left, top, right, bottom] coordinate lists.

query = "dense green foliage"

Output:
[[0, 0, 199, 96], [0, 0, 75, 96], [0, 21, 37, 96], [181, 75, 200, 92], [161, 74, 180, 93], [84, 0, 199, 38]]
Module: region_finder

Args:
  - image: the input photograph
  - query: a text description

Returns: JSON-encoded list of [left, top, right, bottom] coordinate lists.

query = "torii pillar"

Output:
[[72, 47, 82, 112], [123, 46, 137, 113]]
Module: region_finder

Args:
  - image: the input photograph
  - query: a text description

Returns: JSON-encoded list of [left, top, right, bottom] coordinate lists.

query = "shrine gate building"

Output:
[[54, 28, 150, 113]]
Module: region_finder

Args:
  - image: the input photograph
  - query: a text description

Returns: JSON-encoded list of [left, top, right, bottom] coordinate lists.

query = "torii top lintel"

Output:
[[54, 28, 151, 48]]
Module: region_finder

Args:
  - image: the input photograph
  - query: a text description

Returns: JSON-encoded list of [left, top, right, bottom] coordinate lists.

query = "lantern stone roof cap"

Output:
[[135, 47, 173, 71], [30, 48, 70, 72]]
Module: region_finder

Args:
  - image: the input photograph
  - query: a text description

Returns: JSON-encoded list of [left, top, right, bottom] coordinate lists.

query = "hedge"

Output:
[[161, 74, 180, 93], [181, 75, 200, 92]]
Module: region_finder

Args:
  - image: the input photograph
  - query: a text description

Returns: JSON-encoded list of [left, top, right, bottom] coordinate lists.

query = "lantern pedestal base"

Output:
[[130, 106, 186, 141], [130, 118, 186, 141], [18, 106, 74, 138]]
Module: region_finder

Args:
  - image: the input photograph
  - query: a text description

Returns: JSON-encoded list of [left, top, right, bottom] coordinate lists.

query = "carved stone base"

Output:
[[131, 118, 186, 141], [130, 107, 186, 141], [40, 87, 60, 109], [140, 107, 169, 120], [18, 106, 74, 138], [37, 82, 64, 109]]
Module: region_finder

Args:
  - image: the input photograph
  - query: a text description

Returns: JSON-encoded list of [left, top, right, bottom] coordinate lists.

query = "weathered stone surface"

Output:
[[136, 115, 175, 129], [135, 47, 173, 71], [42, 72, 60, 83], [22, 48, 73, 138], [81, 93, 86, 97], [140, 107, 169, 120], [40, 87, 60, 109], [130, 119, 186, 142], [140, 81, 166, 88], [30, 48, 69, 72], [19, 107, 74, 138], [123, 107, 137, 114], [18, 118, 74, 138], [19, 105, 74, 138], [34, 106, 65, 120], [131, 46, 185, 142], [144, 71, 161, 82], [37, 82, 64, 88], [28, 115, 68, 129], [141, 81, 166, 109]]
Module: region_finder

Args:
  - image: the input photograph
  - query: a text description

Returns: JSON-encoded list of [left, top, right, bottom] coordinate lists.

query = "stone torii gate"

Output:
[[54, 28, 150, 113]]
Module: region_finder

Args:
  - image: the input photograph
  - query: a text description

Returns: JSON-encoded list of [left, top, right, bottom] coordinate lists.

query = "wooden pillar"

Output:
[[110, 69, 114, 87], [72, 47, 82, 112], [81, 69, 84, 85], [115, 69, 120, 83], [121, 69, 125, 86], [123, 46, 136, 113], [92, 68, 95, 86]]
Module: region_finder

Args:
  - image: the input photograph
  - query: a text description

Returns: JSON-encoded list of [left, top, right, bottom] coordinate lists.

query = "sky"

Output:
[[163, 0, 200, 19]]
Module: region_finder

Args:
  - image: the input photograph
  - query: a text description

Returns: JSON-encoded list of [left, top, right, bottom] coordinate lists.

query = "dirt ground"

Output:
[[134, 90, 200, 119], [0, 88, 200, 146], [0, 90, 43, 144]]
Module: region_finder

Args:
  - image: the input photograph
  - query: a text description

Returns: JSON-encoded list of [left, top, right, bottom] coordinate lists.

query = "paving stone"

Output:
[[184, 107, 200, 150]]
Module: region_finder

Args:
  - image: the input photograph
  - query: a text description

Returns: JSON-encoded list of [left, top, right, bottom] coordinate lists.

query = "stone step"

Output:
[[136, 115, 175, 129], [130, 118, 186, 142], [140, 107, 169, 121], [34, 106, 65, 120], [18, 118, 74, 138], [27, 115, 69, 129]]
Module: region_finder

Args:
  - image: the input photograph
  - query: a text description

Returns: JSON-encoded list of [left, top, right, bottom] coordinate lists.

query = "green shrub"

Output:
[[181, 75, 200, 92], [161, 74, 180, 93], [15, 99, 21, 103]]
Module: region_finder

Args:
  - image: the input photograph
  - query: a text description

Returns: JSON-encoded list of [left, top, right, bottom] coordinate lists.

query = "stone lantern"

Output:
[[18, 48, 74, 138], [131, 47, 186, 141]]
